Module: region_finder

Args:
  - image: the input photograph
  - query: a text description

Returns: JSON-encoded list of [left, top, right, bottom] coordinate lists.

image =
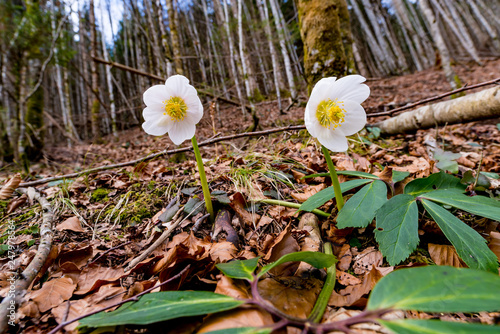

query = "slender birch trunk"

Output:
[[465, 0, 500, 50], [419, 0, 461, 90], [221, 0, 245, 114], [258, 0, 282, 112], [165, 0, 183, 74], [156, 0, 174, 76], [268, 0, 297, 100], [89, 0, 100, 139]]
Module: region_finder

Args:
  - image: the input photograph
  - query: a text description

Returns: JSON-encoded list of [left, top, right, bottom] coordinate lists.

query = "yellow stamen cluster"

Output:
[[316, 98, 346, 129], [163, 96, 187, 122]]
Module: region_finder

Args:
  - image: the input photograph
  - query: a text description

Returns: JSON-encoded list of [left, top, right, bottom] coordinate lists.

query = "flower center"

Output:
[[163, 96, 187, 122], [316, 98, 346, 129]]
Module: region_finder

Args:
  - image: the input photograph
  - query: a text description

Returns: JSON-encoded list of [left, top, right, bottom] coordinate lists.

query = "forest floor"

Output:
[[1, 59, 500, 333]]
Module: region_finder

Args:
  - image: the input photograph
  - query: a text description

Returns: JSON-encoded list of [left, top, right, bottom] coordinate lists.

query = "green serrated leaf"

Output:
[[379, 319, 500, 334], [433, 148, 461, 173], [78, 291, 244, 328], [184, 197, 204, 215], [203, 327, 272, 334], [392, 170, 410, 183], [216, 257, 260, 281], [258, 252, 336, 278], [299, 179, 373, 212], [212, 190, 231, 204], [404, 172, 466, 196], [421, 199, 498, 273], [375, 195, 419, 265], [421, 190, 500, 221], [367, 266, 500, 312], [337, 180, 388, 229]]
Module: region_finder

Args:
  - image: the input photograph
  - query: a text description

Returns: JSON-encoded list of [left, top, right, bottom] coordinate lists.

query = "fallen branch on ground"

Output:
[[0, 188, 55, 332], [369, 77, 500, 117], [374, 86, 500, 134]]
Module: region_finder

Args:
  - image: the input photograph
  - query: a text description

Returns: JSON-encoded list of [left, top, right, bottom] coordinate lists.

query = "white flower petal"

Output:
[[142, 106, 164, 122], [143, 85, 168, 107], [330, 75, 369, 103], [164, 75, 196, 99], [185, 100, 203, 124], [317, 130, 349, 152], [168, 121, 196, 145], [338, 101, 367, 136], [306, 77, 337, 115], [142, 118, 171, 136]]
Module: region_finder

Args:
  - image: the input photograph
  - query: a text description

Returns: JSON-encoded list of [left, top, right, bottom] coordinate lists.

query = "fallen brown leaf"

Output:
[[230, 192, 260, 227], [290, 184, 326, 203], [0, 173, 22, 199], [336, 270, 362, 286], [56, 216, 85, 233], [428, 243, 466, 268], [74, 264, 126, 295], [263, 223, 300, 276], [352, 247, 383, 275], [29, 277, 77, 313], [489, 231, 500, 261], [258, 276, 322, 318], [337, 244, 352, 271]]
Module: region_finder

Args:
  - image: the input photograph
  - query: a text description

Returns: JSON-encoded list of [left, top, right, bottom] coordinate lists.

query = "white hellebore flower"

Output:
[[142, 75, 203, 145], [304, 75, 370, 152]]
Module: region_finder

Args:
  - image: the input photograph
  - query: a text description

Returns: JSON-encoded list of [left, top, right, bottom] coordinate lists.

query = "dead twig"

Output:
[[47, 264, 191, 334], [0, 188, 55, 332], [18, 125, 306, 188]]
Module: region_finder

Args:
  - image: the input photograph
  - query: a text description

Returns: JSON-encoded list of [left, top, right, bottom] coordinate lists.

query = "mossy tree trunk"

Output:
[[297, 0, 354, 92]]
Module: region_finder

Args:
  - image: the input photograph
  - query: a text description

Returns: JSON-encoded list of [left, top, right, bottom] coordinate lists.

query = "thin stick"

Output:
[[0, 188, 55, 332], [369, 77, 500, 117], [47, 265, 191, 334], [18, 125, 306, 188]]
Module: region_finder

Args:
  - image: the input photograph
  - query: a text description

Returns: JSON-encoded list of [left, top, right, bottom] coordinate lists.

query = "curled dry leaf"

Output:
[[352, 247, 383, 275], [428, 243, 466, 268], [230, 192, 260, 227], [6, 193, 27, 214], [263, 223, 300, 276], [29, 277, 77, 313], [0, 173, 22, 199], [56, 216, 85, 233], [74, 264, 126, 295], [336, 270, 362, 286], [488, 231, 500, 261], [258, 276, 323, 319], [290, 183, 326, 203], [295, 213, 322, 277], [197, 275, 274, 333], [337, 244, 353, 271]]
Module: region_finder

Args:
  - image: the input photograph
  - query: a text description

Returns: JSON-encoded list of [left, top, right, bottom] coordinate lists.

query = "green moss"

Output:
[[91, 188, 111, 203]]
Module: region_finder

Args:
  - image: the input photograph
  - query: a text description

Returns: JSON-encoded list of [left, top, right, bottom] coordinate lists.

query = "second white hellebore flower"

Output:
[[142, 75, 203, 145], [304, 75, 370, 152]]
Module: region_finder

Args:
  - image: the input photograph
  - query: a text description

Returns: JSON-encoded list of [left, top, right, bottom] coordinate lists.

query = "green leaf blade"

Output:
[[258, 251, 336, 277], [337, 180, 388, 228], [367, 266, 500, 312], [375, 194, 419, 265], [421, 190, 500, 222], [379, 319, 500, 334], [421, 199, 498, 273], [404, 172, 466, 196], [79, 291, 244, 328], [216, 257, 260, 281], [299, 179, 373, 212]]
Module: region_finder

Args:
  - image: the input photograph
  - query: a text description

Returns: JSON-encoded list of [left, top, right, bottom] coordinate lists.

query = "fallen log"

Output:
[[374, 86, 500, 134]]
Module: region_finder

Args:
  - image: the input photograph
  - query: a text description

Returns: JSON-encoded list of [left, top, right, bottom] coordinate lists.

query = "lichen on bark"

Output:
[[297, 0, 353, 92]]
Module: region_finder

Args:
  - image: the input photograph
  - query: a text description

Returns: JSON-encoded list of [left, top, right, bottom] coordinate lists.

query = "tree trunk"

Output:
[[165, 0, 183, 74], [419, 0, 461, 90], [258, 0, 282, 112], [269, 0, 297, 99], [375, 86, 500, 135], [155, 0, 174, 77], [297, 0, 352, 90], [89, 0, 101, 139]]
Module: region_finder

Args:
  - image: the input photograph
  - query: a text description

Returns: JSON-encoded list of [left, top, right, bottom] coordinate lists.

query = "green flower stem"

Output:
[[308, 242, 336, 323], [321, 145, 344, 210], [191, 136, 214, 223], [256, 199, 330, 218]]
